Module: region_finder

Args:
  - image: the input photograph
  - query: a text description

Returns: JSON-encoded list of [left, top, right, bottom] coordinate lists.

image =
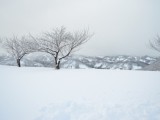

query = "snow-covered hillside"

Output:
[[0, 65, 160, 120], [143, 58, 160, 71], [0, 54, 157, 70]]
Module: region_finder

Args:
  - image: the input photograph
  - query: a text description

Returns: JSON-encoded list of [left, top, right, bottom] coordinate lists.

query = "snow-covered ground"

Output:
[[0, 65, 160, 120]]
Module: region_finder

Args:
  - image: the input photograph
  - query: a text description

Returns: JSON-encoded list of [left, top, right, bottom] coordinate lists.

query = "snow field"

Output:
[[0, 65, 160, 120]]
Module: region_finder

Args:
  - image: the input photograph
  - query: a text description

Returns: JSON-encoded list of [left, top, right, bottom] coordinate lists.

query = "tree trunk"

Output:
[[55, 61, 60, 69], [17, 59, 21, 67]]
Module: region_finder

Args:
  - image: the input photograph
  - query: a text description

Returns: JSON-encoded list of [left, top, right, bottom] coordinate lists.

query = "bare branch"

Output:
[[28, 26, 92, 69], [2, 35, 32, 67], [150, 34, 160, 53]]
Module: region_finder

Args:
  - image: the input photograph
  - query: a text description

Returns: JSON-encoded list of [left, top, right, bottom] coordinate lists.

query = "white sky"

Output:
[[0, 0, 160, 56]]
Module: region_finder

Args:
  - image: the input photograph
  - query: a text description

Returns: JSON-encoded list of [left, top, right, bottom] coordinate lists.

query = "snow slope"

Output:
[[0, 65, 160, 120]]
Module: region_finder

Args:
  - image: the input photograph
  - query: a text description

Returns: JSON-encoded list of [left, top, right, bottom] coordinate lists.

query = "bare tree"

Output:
[[2, 35, 32, 67], [149, 34, 160, 53], [32, 27, 92, 69]]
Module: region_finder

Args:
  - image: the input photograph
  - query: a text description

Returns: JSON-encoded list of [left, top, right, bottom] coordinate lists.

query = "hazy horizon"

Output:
[[0, 0, 160, 56]]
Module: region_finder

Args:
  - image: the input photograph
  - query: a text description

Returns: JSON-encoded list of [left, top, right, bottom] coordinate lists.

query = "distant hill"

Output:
[[0, 53, 158, 70], [142, 58, 160, 71]]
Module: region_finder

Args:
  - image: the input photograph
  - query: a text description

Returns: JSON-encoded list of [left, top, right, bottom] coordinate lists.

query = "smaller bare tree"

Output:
[[2, 35, 32, 67], [149, 34, 160, 53], [32, 27, 92, 69]]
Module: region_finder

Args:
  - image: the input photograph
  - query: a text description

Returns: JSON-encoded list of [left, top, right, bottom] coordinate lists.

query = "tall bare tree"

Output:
[[2, 35, 32, 67], [149, 34, 160, 53], [32, 27, 92, 69]]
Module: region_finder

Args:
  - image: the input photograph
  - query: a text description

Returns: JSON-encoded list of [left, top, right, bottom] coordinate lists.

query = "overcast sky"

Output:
[[0, 0, 160, 56]]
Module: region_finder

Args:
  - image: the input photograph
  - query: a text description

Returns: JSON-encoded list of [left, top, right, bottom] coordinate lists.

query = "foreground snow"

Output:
[[0, 65, 160, 120]]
